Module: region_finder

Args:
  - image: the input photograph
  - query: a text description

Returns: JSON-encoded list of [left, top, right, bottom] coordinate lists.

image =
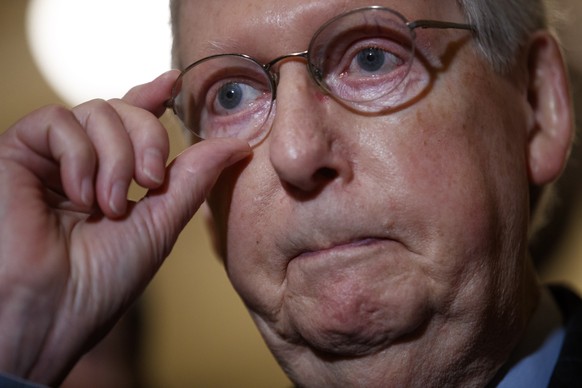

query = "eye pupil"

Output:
[[357, 47, 385, 72], [219, 82, 243, 109]]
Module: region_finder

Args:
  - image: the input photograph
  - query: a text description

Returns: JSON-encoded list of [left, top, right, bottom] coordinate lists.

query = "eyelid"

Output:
[[200, 93, 272, 140], [209, 82, 264, 115], [203, 81, 270, 124], [326, 36, 410, 77]]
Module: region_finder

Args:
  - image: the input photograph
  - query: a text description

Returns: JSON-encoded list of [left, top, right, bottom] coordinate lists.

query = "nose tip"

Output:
[[270, 143, 342, 194]]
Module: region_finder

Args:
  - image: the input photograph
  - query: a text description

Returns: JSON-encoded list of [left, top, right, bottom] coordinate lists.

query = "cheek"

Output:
[[206, 157, 258, 260], [358, 87, 529, 288], [208, 152, 285, 300]]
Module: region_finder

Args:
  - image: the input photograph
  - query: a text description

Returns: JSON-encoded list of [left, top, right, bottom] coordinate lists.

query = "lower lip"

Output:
[[295, 238, 388, 261]]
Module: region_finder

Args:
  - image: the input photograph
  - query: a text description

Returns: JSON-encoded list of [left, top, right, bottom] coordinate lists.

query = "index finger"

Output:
[[122, 70, 180, 117]]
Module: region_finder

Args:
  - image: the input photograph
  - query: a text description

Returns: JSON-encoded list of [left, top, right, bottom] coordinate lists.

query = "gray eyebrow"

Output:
[[202, 38, 246, 56]]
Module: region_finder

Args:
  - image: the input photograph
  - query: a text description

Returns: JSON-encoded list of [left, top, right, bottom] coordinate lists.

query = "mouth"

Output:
[[285, 236, 405, 273], [276, 215, 412, 271], [293, 237, 387, 261]]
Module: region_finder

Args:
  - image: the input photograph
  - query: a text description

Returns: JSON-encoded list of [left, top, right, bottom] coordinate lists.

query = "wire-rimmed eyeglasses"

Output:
[[166, 6, 475, 146]]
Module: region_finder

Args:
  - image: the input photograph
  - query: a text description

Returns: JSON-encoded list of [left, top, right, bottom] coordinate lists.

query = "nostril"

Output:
[[281, 166, 340, 199], [316, 167, 338, 180]]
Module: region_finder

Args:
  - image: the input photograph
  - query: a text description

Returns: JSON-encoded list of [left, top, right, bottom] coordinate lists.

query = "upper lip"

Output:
[[269, 199, 412, 264]]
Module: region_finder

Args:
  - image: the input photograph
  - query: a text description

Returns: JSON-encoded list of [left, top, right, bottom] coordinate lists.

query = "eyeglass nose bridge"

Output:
[[264, 50, 324, 100]]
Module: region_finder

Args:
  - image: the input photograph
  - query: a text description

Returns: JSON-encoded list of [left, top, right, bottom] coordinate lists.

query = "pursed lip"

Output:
[[272, 210, 416, 268], [292, 237, 388, 261]]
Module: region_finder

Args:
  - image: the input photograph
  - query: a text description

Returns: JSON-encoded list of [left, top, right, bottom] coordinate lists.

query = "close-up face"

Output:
[[177, 0, 539, 385]]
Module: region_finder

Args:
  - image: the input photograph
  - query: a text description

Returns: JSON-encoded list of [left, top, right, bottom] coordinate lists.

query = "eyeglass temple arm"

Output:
[[407, 20, 476, 33]]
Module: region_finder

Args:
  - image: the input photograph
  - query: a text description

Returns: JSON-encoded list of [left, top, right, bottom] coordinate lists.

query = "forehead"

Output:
[[176, 0, 462, 65]]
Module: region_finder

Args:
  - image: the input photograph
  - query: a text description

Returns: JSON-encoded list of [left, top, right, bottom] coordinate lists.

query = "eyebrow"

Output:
[[202, 38, 247, 56]]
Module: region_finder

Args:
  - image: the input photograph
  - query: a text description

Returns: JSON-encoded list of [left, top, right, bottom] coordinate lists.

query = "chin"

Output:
[[279, 270, 434, 358]]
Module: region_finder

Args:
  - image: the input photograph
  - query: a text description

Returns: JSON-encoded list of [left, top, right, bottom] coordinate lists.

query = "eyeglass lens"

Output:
[[171, 7, 423, 144]]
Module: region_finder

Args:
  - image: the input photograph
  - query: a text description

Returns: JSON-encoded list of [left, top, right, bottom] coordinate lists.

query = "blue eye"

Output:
[[353, 46, 402, 75], [357, 47, 385, 73], [317, 37, 412, 104], [212, 81, 263, 116], [218, 82, 243, 110]]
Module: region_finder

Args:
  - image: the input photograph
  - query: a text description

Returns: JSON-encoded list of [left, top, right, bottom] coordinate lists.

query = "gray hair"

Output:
[[170, 0, 552, 73], [457, 0, 551, 73]]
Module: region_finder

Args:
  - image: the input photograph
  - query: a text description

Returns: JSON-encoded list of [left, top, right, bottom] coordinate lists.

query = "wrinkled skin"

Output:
[[176, 0, 574, 386], [0, 72, 250, 384], [0, 0, 572, 386]]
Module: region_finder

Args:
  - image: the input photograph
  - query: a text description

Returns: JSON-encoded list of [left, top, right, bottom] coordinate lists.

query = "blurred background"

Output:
[[0, 1, 580, 387]]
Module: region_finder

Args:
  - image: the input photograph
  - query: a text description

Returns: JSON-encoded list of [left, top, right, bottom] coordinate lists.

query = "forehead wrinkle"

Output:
[[181, 0, 463, 63], [252, 0, 354, 31], [195, 0, 362, 59]]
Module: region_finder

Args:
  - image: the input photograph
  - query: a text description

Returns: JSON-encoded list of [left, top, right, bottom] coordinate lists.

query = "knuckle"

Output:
[[107, 97, 124, 105], [42, 104, 74, 122], [73, 99, 125, 134], [74, 98, 116, 119], [76, 98, 109, 110], [42, 107, 94, 155]]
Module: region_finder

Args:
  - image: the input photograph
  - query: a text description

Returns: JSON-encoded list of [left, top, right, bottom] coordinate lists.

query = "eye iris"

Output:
[[218, 82, 243, 110], [357, 47, 385, 72]]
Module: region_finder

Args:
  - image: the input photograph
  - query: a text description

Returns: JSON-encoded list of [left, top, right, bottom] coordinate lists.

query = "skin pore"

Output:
[[176, 0, 571, 386]]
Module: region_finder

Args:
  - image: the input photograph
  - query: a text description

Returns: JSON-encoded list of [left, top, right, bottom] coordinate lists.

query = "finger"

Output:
[[73, 99, 135, 218], [122, 70, 180, 117], [131, 138, 251, 262], [4, 105, 97, 208], [108, 98, 170, 189], [66, 70, 178, 217]]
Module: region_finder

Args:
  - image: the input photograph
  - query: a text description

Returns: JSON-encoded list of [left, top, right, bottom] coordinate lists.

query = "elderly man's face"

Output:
[[177, 0, 559, 385]]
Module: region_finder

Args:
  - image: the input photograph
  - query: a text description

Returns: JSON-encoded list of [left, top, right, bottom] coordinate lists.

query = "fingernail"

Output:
[[143, 148, 165, 185], [109, 180, 128, 215]]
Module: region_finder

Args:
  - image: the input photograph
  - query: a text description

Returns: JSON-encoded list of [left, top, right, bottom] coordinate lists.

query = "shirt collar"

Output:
[[493, 286, 565, 387]]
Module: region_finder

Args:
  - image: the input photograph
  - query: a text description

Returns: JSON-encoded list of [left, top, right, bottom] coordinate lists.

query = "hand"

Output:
[[0, 71, 250, 385]]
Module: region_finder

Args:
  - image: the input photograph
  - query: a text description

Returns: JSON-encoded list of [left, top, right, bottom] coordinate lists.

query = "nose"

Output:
[[267, 63, 353, 195]]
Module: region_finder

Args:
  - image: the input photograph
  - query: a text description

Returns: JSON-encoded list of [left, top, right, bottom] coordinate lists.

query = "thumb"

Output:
[[131, 138, 251, 262]]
